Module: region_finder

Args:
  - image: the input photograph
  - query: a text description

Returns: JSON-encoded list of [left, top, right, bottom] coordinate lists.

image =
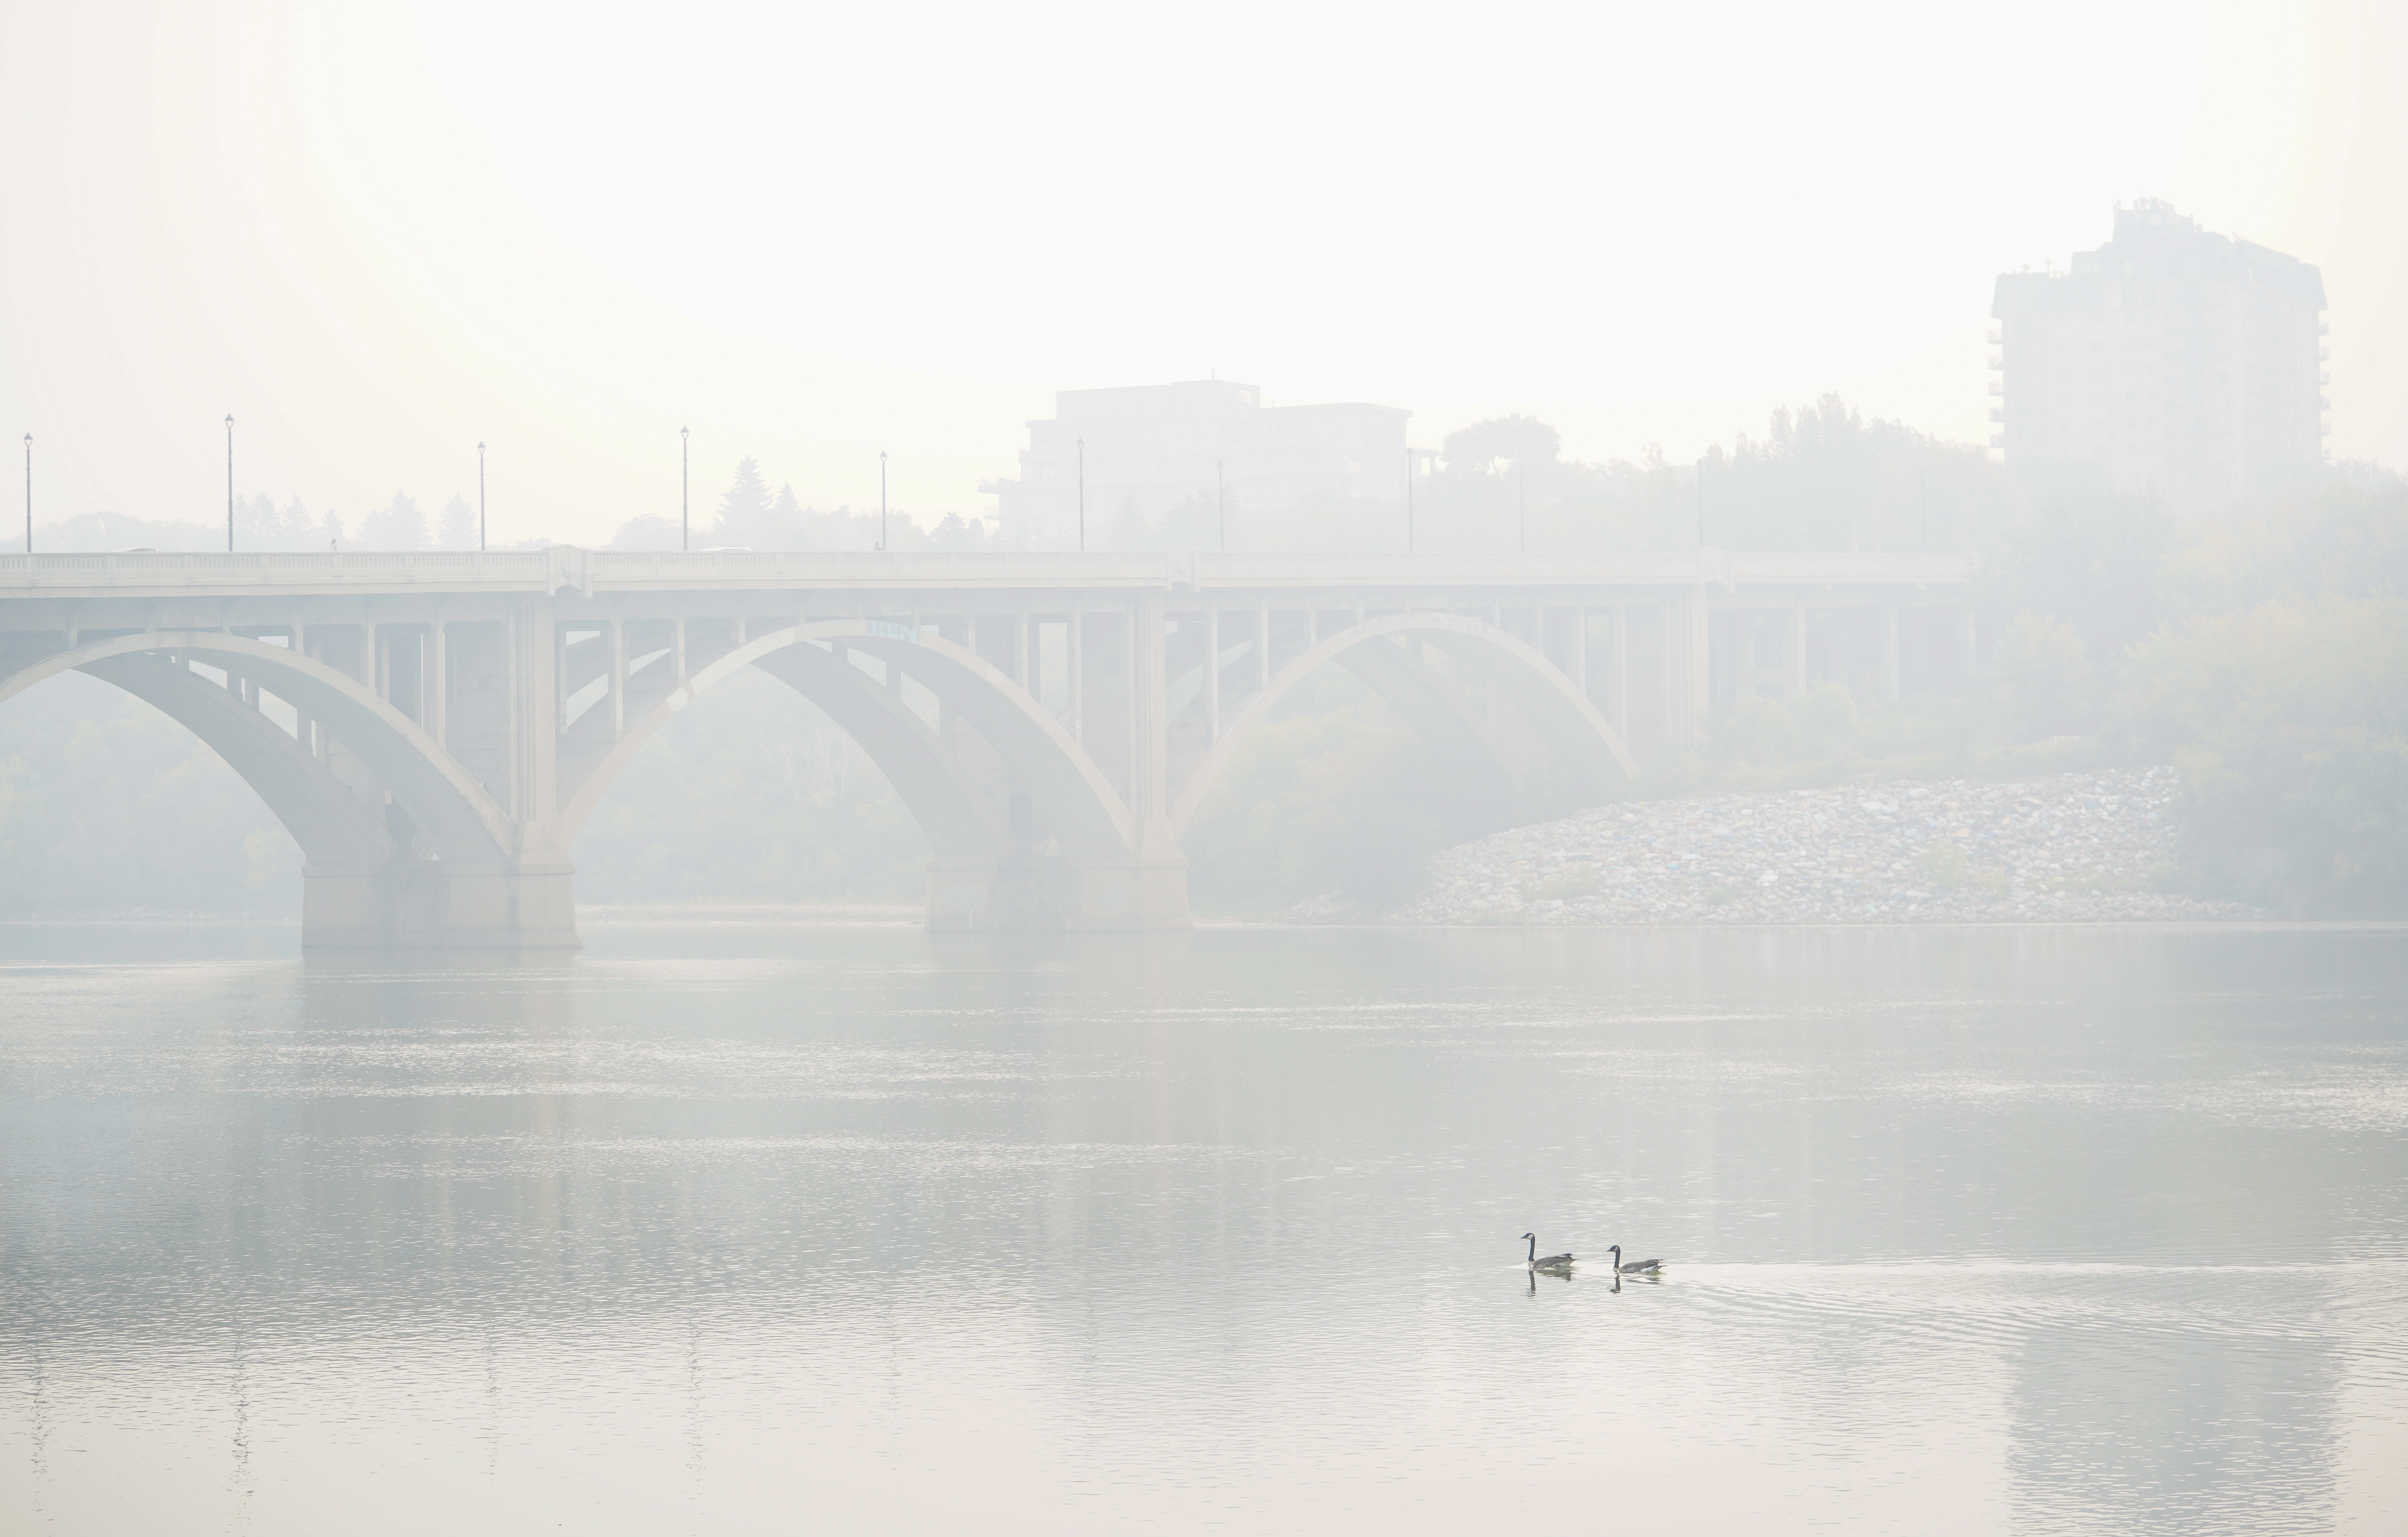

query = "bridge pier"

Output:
[[301, 860, 582, 948]]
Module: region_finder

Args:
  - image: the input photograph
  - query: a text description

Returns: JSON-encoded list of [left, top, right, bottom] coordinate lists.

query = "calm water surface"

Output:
[[3, 924, 2405, 1534]]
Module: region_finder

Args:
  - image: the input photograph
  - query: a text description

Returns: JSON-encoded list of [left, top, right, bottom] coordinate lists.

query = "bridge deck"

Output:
[[0, 547, 1970, 599]]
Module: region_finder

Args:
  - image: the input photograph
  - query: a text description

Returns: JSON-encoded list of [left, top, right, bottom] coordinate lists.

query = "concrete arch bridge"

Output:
[[0, 547, 1971, 944]]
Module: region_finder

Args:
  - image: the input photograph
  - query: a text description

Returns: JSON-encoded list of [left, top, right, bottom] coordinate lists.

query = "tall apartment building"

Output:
[[984, 380, 1410, 546], [1990, 200, 2327, 510]]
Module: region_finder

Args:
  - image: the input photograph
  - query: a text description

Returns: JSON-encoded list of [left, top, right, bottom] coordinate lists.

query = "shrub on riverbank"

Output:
[[2123, 596, 2408, 914]]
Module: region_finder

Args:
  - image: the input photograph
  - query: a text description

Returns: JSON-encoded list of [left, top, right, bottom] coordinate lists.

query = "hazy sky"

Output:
[[1, 0, 2399, 543]]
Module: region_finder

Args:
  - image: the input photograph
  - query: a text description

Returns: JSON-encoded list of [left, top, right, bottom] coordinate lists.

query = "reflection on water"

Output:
[[3, 925, 2405, 1534]]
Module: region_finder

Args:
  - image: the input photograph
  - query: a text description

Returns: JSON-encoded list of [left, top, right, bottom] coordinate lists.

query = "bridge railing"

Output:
[[1190, 550, 1970, 588], [584, 548, 1184, 587], [0, 549, 551, 589]]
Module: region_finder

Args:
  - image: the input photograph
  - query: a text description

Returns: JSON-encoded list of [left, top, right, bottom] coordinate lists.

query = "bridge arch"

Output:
[[555, 621, 1135, 863], [1169, 611, 1637, 837], [0, 631, 514, 864]]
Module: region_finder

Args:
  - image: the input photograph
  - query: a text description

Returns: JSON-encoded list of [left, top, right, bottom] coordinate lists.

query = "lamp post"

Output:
[[21, 434, 29, 554], [877, 451, 888, 551], [680, 426, 690, 551], [1516, 459, 1526, 554], [1076, 437, 1085, 552], [225, 414, 235, 551], [1696, 454, 1706, 549], [477, 442, 486, 551], [1217, 458, 1225, 552], [1405, 446, 1414, 553]]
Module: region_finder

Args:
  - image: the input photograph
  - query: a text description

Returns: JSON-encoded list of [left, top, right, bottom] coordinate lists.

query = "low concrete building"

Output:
[[985, 380, 1410, 547]]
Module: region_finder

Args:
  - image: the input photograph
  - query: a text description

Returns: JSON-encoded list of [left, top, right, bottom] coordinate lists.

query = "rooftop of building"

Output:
[[1992, 201, 2326, 313], [1032, 380, 1410, 430]]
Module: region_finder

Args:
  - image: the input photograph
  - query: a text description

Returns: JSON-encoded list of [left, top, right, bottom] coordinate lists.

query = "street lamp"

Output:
[[225, 414, 235, 551], [1076, 437, 1086, 552], [477, 442, 487, 551], [877, 451, 888, 551], [21, 434, 29, 554], [1404, 446, 1414, 554], [1516, 459, 1526, 555], [680, 426, 690, 551], [1217, 458, 1226, 553]]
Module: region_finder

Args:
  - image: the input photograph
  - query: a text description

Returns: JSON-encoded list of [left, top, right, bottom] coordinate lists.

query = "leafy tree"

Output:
[[1993, 614, 2092, 740], [608, 514, 684, 550], [2172, 468, 2408, 611], [1977, 485, 2171, 663], [1708, 393, 1997, 552], [1158, 489, 1223, 551], [928, 511, 987, 550], [1443, 414, 1560, 471], [2124, 596, 2408, 913]]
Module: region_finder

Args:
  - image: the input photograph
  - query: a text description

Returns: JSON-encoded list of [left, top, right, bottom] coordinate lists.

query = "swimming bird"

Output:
[[1608, 1244, 1660, 1275], [1522, 1233, 1575, 1271]]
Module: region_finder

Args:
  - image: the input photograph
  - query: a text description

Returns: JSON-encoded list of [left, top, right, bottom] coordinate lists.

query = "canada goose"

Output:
[[1608, 1244, 1660, 1275], [1522, 1233, 1575, 1271]]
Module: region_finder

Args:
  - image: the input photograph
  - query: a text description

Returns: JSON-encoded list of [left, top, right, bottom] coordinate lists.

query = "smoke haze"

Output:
[[2, 0, 2402, 542]]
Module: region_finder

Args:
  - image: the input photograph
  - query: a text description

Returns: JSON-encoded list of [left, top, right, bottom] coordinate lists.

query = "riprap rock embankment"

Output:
[[1363, 766, 2254, 926]]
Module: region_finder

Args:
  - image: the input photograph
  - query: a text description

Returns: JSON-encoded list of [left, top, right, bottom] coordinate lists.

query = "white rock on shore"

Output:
[[1312, 766, 2257, 926]]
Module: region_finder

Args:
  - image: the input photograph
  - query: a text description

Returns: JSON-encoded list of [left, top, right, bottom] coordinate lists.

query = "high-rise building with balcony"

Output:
[[1990, 201, 2327, 510]]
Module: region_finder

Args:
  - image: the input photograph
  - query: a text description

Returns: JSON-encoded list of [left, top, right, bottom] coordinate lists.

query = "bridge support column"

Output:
[[1882, 605, 1902, 703], [302, 860, 581, 948]]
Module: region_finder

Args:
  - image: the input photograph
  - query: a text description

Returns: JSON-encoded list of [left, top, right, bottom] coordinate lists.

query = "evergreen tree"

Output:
[[357, 493, 427, 550], [282, 496, 317, 548], [436, 494, 478, 550], [707, 457, 775, 546], [764, 484, 808, 548], [234, 492, 280, 544], [233, 493, 320, 548]]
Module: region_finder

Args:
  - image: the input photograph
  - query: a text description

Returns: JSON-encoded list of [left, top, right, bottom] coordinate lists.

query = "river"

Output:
[[3, 923, 2404, 1533]]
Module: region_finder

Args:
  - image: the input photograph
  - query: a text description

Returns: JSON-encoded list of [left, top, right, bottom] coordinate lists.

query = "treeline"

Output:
[[2000, 468, 2408, 913], [1088, 393, 2002, 556], [607, 457, 994, 553], [34, 492, 523, 553], [26, 400, 1999, 557], [1415, 395, 2002, 555]]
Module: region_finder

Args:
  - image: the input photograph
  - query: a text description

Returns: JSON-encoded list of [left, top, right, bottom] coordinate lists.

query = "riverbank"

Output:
[[1290, 766, 2265, 926], [581, 903, 924, 926]]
